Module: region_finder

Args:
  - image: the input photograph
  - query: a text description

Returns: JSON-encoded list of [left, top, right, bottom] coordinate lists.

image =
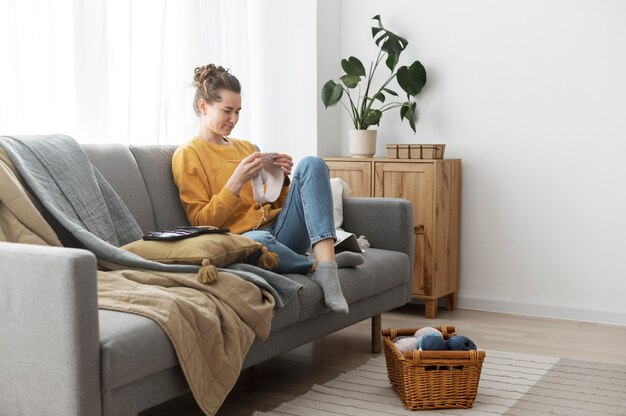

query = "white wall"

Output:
[[316, 0, 342, 156], [248, 0, 318, 163], [317, 0, 626, 325]]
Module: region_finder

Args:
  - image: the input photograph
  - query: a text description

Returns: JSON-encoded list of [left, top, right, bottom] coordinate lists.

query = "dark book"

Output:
[[143, 226, 229, 241]]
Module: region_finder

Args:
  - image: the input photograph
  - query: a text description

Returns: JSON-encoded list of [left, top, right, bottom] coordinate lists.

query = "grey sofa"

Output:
[[0, 143, 414, 416]]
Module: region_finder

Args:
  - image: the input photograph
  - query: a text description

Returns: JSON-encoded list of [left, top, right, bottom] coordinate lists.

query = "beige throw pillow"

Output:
[[121, 233, 278, 284]]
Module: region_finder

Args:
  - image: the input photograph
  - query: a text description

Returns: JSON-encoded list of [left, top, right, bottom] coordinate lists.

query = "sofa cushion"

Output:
[[129, 145, 190, 232], [81, 144, 157, 234], [295, 248, 410, 321], [99, 309, 178, 391]]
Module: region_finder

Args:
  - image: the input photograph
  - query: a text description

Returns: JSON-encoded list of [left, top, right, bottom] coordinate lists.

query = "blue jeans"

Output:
[[243, 156, 336, 274]]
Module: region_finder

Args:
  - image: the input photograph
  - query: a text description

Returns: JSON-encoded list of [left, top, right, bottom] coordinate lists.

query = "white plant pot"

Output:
[[349, 129, 377, 158]]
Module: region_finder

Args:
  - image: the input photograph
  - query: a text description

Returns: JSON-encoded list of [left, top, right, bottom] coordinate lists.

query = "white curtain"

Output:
[[0, 0, 251, 145]]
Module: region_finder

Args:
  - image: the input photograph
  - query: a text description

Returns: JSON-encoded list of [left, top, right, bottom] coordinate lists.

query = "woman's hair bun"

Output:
[[192, 64, 241, 115], [193, 64, 228, 88]]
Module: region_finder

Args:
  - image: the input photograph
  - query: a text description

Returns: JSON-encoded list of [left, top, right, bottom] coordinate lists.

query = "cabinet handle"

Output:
[[414, 225, 424, 234]]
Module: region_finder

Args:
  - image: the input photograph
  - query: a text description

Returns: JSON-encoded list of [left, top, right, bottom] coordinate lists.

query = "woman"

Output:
[[172, 64, 363, 314]]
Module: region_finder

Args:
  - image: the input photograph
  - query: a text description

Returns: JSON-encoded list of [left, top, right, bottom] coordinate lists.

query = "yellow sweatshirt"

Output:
[[171, 137, 290, 234]]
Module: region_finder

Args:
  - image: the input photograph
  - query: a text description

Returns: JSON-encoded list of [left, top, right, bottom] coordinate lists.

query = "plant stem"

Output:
[[360, 48, 385, 125], [364, 72, 397, 116], [379, 102, 405, 112], [343, 86, 360, 129]]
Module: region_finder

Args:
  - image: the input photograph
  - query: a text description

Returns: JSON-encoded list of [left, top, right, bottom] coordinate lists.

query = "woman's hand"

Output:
[[271, 153, 293, 177], [225, 152, 264, 196]]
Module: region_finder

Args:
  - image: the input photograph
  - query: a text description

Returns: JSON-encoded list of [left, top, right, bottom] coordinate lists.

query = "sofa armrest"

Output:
[[342, 197, 414, 301], [0, 242, 101, 416], [342, 197, 414, 255]]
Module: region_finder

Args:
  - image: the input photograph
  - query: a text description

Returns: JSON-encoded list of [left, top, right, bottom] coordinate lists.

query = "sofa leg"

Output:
[[371, 314, 381, 353]]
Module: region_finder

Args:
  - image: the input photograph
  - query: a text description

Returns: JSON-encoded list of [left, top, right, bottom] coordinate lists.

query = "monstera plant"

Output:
[[321, 15, 427, 137]]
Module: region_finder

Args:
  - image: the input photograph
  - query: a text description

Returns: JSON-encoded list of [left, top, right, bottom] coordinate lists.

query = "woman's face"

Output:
[[199, 89, 241, 140]]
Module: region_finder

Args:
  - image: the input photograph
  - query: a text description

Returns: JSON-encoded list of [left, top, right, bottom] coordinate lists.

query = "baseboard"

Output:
[[456, 296, 626, 327]]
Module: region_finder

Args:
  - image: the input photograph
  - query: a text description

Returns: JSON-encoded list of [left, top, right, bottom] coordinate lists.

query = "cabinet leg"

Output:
[[446, 292, 457, 311], [371, 314, 381, 353], [425, 300, 437, 319]]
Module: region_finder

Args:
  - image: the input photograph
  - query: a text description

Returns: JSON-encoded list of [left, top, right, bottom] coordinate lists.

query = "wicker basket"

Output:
[[386, 144, 446, 159], [382, 325, 486, 410], [409, 144, 446, 159]]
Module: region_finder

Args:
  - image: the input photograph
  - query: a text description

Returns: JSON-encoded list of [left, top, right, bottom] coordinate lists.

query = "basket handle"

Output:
[[382, 328, 413, 338], [382, 326, 456, 339], [411, 350, 485, 366], [438, 325, 456, 338]]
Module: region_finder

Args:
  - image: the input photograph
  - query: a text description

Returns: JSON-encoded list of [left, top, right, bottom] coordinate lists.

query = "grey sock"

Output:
[[311, 261, 349, 314], [336, 251, 365, 268]]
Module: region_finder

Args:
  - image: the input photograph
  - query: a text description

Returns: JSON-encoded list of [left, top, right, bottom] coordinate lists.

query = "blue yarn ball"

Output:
[[418, 334, 448, 351], [447, 335, 477, 351]]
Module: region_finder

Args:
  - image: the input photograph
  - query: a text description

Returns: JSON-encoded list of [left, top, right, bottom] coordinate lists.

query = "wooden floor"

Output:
[[142, 303, 626, 415]]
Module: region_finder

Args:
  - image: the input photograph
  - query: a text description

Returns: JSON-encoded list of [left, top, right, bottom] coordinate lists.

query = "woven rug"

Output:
[[253, 350, 626, 415]]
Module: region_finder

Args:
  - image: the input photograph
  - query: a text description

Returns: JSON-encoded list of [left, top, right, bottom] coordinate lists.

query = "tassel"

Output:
[[256, 246, 279, 270], [197, 259, 218, 284]]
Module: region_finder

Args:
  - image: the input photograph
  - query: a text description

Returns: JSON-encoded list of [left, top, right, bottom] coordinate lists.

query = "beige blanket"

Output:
[[0, 149, 275, 415], [0, 150, 63, 246], [98, 268, 274, 415]]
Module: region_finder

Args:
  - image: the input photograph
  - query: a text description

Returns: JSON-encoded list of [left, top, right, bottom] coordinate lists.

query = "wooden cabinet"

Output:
[[325, 157, 461, 318]]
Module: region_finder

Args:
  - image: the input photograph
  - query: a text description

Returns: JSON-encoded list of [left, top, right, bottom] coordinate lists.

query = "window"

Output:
[[0, 0, 251, 145]]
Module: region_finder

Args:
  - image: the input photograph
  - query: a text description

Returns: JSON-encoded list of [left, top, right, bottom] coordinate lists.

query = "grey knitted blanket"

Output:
[[0, 134, 300, 307]]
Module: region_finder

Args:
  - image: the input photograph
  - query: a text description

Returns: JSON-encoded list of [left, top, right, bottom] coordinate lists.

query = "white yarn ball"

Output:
[[394, 336, 419, 353], [414, 327, 442, 343]]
